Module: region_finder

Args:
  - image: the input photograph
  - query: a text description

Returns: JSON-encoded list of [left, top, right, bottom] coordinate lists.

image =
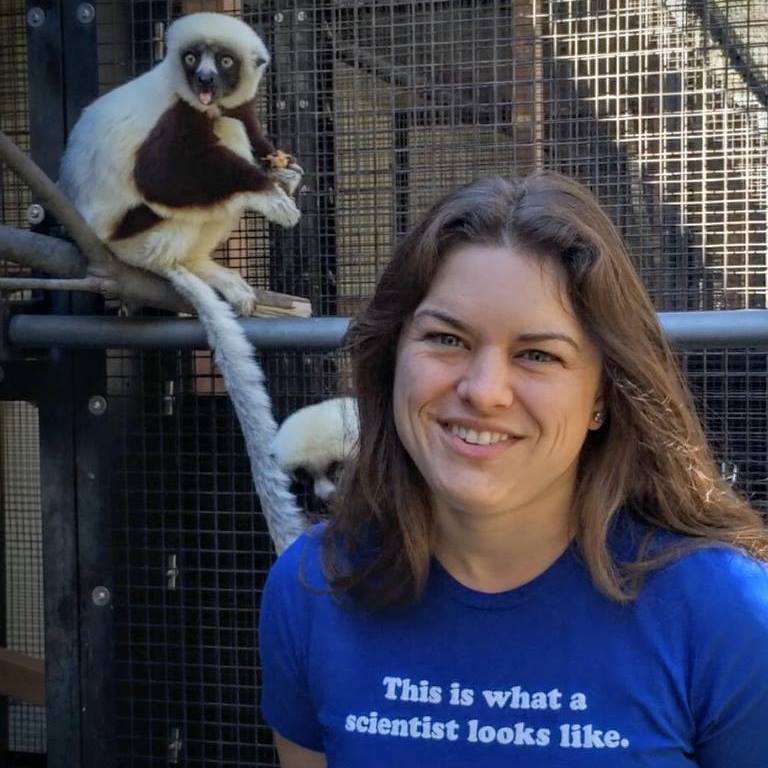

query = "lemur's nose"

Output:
[[196, 71, 215, 87]]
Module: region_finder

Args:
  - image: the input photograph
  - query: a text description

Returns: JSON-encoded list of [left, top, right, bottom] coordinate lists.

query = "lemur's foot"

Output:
[[216, 270, 258, 316]]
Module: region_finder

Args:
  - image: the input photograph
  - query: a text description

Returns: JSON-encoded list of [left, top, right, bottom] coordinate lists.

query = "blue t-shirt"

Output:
[[259, 524, 768, 767]]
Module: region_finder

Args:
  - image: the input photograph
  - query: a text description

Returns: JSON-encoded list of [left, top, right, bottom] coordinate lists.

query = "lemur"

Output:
[[58, 13, 309, 551], [274, 397, 360, 503], [59, 11, 301, 316]]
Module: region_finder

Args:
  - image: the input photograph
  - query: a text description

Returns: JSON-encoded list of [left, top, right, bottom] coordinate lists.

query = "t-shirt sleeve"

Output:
[[686, 549, 768, 767], [258, 534, 325, 752]]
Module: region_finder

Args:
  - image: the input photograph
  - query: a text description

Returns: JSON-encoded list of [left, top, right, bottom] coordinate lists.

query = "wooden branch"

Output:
[[0, 131, 311, 317], [0, 130, 112, 269], [0, 225, 87, 277], [0, 276, 117, 293]]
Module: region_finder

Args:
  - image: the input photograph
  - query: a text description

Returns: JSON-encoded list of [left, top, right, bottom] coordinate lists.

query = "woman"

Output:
[[259, 172, 768, 767]]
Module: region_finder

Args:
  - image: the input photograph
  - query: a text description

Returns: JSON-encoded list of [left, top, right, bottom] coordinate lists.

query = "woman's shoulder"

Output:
[[265, 522, 329, 594], [644, 541, 768, 632], [612, 511, 768, 607]]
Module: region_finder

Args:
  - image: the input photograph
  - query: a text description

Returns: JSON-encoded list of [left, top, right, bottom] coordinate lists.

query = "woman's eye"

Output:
[[427, 332, 465, 348], [520, 349, 557, 363], [220, 55, 234, 69]]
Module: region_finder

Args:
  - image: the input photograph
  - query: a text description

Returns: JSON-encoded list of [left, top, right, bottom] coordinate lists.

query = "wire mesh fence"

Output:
[[0, 0, 766, 765], [0, 401, 45, 755], [0, 1, 32, 237]]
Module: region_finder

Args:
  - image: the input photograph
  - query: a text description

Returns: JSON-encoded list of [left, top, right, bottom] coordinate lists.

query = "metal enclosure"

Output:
[[0, 0, 766, 766]]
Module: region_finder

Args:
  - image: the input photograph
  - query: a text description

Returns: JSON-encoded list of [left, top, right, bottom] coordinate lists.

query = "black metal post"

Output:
[[0, 399, 6, 765], [61, 2, 115, 766], [25, 1, 111, 766], [271, 1, 338, 314], [24, 3, 82, 766], [36, 351, 82, 768], [72, 350, 115, 768]]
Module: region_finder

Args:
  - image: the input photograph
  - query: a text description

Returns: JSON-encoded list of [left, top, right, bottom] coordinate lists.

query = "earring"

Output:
[[592, 410, 604, 424]]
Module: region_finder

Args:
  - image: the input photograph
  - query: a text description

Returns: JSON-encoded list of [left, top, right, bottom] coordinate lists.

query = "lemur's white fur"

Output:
[[58, 12, 300, 316], [170, 268, 307, 552], [274, 397, 360, 501], [59, 13, 308, 552]]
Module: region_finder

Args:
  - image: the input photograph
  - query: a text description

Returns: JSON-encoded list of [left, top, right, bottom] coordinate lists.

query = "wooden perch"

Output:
[[0, 647, 45, 706], [0, 130, 311, 318]]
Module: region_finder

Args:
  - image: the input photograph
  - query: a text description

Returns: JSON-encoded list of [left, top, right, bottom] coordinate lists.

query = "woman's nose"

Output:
[[456, 349, 514, 410]]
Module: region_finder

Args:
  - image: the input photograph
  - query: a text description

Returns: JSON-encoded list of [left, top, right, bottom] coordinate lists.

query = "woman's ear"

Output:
[[588, 395, 606, 431]]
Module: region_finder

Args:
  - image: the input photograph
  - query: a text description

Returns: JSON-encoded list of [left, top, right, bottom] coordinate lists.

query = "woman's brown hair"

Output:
[[322, 171, 768, 609]]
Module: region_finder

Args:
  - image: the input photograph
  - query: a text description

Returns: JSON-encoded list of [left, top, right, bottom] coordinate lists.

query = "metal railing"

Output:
[[7, 309, 768, 351]]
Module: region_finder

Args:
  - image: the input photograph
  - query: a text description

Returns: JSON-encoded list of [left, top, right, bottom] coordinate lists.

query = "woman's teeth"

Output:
[[450, 424, 509, 445]]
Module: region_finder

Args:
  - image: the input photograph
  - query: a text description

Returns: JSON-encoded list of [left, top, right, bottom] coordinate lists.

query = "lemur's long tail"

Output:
[[168, 266, 307, 554]]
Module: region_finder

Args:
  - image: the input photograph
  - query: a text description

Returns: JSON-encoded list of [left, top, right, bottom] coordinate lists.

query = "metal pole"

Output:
[[25, 1, 85, 766], [8, 315, 352, 350], [7, 311, 768, 351]]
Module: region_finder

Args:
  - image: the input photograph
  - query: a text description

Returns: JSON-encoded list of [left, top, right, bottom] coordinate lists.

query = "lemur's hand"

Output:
[[270, 159, 304, 197]]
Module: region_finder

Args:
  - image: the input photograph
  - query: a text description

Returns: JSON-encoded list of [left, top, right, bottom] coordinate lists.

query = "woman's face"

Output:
[[393, 242, 604, 526]]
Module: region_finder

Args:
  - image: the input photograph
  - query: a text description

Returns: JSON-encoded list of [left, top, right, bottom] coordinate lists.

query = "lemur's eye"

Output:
[[183, 52, 197, 67], [220, 55, 235, 69]]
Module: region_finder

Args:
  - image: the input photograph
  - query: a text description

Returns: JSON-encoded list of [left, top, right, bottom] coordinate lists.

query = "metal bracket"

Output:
[[166, 554, 179, 591], [162, 380, 176, 417], [153, 21, 166, 65], [168, 727, 182, 764], [720, 461, 739, 485]]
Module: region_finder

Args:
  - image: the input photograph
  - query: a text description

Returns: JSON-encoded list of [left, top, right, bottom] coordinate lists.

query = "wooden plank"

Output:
[[0, 648, 45, 706]]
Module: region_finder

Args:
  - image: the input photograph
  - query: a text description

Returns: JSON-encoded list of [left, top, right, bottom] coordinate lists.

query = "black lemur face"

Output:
[[181, 43, 244, 106]]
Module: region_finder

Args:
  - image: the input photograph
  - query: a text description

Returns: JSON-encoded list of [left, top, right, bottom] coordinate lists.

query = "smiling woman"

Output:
[[259, 172, 768, 768], [392, 243, 604, 591]]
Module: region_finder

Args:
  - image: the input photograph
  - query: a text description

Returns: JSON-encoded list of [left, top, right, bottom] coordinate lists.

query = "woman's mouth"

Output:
[[449, 424, 510, 446]]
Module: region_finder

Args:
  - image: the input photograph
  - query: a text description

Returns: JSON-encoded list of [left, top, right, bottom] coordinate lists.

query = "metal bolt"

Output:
[[298, 99, 309, 109], [297, 10, 306, 21], [26, 203, 45, 225], [27, 7, 45, 27], [76, 3, 95, 24], [274, 11, 284, 22], [91, 586, 111, 606], [88, 395, 107, 415]]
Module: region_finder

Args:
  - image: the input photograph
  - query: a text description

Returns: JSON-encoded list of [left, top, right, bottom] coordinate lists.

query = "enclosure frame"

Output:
[[1, 0, 768, 766]]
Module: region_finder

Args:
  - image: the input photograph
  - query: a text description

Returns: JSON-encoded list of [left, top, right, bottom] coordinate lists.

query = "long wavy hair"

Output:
[[322, 171, 768, 609]]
